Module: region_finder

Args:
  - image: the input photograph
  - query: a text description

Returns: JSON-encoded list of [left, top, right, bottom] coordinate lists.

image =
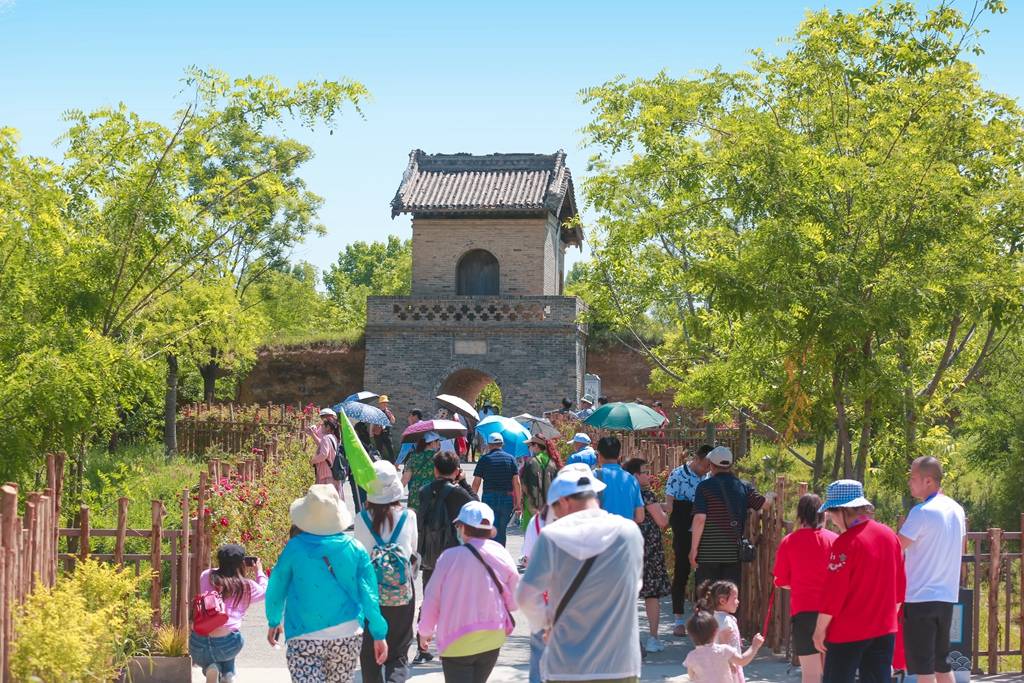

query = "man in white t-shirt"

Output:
[[898, 456, 966, 683]]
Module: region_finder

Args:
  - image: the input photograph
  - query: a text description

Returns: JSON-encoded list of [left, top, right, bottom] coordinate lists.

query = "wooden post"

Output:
[[41, 489, 54, 587], [150, 500, 166, 626], [988, 528, 1001, 675], [114, 497, 129, 566], [78, 504, 90, 562], [24, 495, 37, 587], [1020, 513, 1024, 676], [177, 488, 191, 629], [1, 485, 17, 683], [0, 547, 5, 683], [798, 481, 808, 497], [193, 471, 208, 593]]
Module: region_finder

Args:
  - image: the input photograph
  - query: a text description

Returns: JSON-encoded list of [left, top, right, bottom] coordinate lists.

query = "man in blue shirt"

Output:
[[565, 433, 597, 467], [594, 436, 645, 523], [471, 432, 522, 546]]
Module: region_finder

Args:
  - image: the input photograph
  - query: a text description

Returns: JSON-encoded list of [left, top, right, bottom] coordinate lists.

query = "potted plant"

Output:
[[120, 625, 191, 683]]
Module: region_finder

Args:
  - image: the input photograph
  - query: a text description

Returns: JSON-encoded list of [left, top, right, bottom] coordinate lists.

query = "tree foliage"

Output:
[[577, 1, 1021, 482], [0, 69, 367, 478], [324, 235, 412, 327]]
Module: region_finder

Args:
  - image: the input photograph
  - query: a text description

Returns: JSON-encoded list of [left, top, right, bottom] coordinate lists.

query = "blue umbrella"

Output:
[[331, 400, 391, 427], [344, 391, 379, 403], [475, 415, 531, 457]]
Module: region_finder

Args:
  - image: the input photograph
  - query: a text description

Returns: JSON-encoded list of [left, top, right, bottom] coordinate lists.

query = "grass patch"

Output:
[[260, 328, 364, 349]]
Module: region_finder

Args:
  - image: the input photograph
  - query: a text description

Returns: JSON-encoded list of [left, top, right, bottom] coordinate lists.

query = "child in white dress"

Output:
[[684, 608, 764, 683], [696, 580, 755, 683]]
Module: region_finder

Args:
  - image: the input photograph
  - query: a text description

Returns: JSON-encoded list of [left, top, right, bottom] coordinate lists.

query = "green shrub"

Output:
[[11, 560, 150, 682]]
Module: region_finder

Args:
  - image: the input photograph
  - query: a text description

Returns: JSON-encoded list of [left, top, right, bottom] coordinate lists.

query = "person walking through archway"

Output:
[[773, 493, 837, 683], [898, 457, 965, 683], [519, 435, 560, 531], [418, 501, 519, 683], [665, 444, 712, 636], [471, 433, 521, 546], [354, 461, 417, 683], [812, 480, 905, 683], [266, 484, 389, 682], [516, 465, 644, 683]]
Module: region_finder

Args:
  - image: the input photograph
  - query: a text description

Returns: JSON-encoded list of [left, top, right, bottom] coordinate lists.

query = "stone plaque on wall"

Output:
[[454, 339, 487, 355]]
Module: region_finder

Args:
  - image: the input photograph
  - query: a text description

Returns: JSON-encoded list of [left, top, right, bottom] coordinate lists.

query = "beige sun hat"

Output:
[[290, 484, 352, 535]]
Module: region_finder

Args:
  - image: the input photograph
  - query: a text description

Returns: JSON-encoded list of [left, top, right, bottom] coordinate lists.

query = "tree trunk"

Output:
[[199, 356, 220, 404], [736, 410, 748, 460], [832, 367, 853, 478], [164, 353, 178, 460], [813, 434, 826, 490], [704, 420, 716, 446], [830, 434, 843, 480], [854, 398, 873, 481]]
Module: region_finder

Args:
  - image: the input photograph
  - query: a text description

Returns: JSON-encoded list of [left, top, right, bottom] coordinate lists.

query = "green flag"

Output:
[[339, 410, 377, 489]]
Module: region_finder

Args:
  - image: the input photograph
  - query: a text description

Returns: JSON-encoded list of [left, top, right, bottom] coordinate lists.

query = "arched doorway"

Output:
[[437, 368, 501, 414], [456, 249, 499, 295]]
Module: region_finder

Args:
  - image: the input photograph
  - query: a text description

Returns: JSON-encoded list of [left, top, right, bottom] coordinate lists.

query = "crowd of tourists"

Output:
[[188, 395, 967, 683]]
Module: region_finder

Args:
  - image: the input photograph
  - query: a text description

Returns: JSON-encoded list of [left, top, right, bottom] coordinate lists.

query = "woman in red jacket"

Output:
[[773, 493, 837, 683], [812, 480, 905, 683]]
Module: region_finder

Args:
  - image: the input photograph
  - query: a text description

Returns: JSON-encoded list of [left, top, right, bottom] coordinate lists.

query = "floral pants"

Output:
[[286, 635, 362, 683]]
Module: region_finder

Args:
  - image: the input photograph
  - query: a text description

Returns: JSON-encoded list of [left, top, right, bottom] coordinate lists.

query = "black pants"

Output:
[[694, 561, 742, 592], [362, 600, 415, 683], [375, 431, 396, 463], [823, 634, 895, 683], [349, 474, 366, 514], [440, 648, 501, 683], [415, 569, 433, 654], [670, 503, 694, 615]]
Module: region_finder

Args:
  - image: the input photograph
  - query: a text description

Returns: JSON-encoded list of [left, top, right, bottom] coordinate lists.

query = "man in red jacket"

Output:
[[813, 479, 906, 683]]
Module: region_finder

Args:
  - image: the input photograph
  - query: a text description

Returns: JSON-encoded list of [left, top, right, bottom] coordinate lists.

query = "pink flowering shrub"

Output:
[[203, 440, 314, 566]]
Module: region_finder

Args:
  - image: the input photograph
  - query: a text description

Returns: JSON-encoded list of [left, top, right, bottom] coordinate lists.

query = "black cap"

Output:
[[217, 543, 245, 562]]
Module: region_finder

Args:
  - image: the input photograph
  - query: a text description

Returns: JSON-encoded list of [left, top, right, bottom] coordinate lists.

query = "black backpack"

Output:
[[420, 483, 460, 571]]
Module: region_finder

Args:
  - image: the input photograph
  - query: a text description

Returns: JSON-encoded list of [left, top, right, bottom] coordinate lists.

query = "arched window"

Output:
[[456, 249, 499, 295]]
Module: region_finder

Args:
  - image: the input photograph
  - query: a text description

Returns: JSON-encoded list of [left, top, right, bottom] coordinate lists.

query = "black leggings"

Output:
[[361, 600, 415, 683], [440, 648, 501, 683], [670, 503, 693, 615]]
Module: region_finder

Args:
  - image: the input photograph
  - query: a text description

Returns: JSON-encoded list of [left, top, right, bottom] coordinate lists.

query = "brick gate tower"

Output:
[[364, 150, 587, 418]]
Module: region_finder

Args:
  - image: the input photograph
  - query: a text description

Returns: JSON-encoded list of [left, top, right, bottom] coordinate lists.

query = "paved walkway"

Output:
[[193, 466, 1004, 682]]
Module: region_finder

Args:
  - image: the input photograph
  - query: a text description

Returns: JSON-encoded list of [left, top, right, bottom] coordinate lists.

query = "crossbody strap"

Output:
[[322, 554, 360, 607], [712, 476, 745, 540], [552, 555, 597, 626], [463, 543, 516, 627]]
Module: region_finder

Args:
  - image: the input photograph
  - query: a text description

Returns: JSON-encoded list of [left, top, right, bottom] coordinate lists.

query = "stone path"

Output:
[[193, 466, 1007, 682]]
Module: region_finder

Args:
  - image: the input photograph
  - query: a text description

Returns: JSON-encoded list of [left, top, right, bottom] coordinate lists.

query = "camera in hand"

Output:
[[244, 556, 258, 567]]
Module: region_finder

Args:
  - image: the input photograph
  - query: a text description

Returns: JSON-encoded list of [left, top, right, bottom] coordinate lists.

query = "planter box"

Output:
[[118, 656, 191, 683]]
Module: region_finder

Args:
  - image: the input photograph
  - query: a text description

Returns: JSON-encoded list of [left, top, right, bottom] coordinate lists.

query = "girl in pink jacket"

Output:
[[307, 408, 343, 496], [418, 501, 519, 682]]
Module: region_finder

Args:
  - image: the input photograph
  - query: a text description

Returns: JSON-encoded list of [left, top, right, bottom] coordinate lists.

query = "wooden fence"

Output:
[[177, 402, 313, 456], [0, 447, 282, 683]]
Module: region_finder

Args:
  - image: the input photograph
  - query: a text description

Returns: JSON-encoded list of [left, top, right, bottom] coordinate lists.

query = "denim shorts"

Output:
[[189, 631, 243, 675]]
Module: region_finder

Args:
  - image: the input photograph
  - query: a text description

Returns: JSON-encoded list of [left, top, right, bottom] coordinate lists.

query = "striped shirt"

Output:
[[693, 473, 765, 562], [474, 449, 519, 494]]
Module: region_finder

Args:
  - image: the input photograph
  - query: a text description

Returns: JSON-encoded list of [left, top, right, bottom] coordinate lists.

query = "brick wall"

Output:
[[411, 216, 559, 296]]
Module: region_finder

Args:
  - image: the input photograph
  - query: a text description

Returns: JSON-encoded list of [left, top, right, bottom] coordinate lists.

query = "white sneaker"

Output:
[[222, 675, 236, 683], [646, 636, 666, 652]]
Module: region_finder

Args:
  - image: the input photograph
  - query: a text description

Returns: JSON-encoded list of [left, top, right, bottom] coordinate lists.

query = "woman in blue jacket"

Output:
[[266, 484, 389, 682]]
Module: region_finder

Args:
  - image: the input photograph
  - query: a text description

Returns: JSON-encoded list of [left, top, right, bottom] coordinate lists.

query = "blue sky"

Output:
[[2, 1, 1021, 275]]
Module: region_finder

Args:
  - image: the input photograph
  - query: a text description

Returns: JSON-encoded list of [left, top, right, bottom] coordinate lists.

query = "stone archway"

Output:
[[435, 366, 500, 410]]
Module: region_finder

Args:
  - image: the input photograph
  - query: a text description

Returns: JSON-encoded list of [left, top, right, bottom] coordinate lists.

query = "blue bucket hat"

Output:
[[818, 479, 872, 512]]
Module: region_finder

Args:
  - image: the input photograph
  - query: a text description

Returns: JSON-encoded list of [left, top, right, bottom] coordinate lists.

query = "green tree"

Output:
[[323, 236, 412, 327], [577, 1, 1020, 483]]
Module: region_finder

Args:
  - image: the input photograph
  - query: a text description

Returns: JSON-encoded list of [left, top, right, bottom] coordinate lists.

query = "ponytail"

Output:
[[696, 579, 737, 613]]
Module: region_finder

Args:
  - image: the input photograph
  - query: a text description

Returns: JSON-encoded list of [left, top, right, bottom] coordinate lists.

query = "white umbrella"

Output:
[[513, 413, 561, 439], [436, 394, 479, 427]]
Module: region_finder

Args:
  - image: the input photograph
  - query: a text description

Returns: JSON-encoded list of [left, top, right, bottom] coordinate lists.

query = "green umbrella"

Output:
[[582, 402, 666, 431]]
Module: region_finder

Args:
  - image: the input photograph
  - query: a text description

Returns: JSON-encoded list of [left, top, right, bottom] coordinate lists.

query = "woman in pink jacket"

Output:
[[306, 408, 343, 496], [418, 501, 519, 683]]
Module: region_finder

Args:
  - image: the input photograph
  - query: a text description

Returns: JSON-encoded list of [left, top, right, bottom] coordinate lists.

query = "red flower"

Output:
[[203, 507, 211, 517], [219, 517, 229, 527]]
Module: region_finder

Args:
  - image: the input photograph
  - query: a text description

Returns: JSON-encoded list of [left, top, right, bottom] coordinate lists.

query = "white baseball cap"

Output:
[[546, 465, 607, 506], [456, 501, 496, 532], [319, 408, 337, 418], [487, 432, 505, 445], [708, 446, 733, 468], [572, 432, 592, 445]]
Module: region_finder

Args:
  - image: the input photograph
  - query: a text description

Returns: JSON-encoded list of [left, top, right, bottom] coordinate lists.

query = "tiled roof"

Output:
[[391, 150, 581, 242]]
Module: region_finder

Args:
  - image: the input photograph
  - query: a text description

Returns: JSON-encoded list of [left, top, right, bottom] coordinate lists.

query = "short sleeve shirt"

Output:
[[900, 494, 966, 603], [693, 473, 765, 562], [565, 447, 596, 467], [474, 449, 519, 494], [665, 463, 705, 502], [595, 463, 644, 519]]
